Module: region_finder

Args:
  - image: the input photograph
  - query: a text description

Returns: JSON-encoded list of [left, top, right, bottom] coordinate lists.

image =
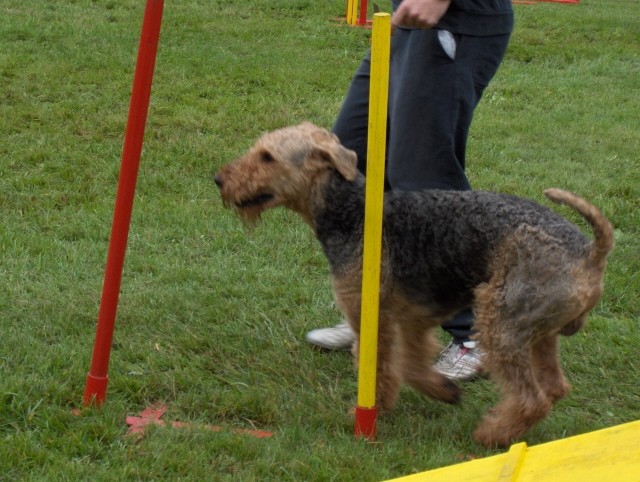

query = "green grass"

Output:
[[1, 0, 638, 480]]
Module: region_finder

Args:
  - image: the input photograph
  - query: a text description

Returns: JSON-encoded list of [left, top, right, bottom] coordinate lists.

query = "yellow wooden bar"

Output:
[[357, 12, 391, 411], [385, 420, 640, 482], [497, 442, 527, 481]]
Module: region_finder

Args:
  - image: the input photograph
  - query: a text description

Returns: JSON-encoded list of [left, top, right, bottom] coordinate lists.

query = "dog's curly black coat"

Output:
[[313, 171, 592, 313]]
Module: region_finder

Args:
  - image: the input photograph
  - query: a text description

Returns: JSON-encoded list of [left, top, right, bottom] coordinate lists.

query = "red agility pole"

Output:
[[84, 0, 165, 406], [358, 0, 368, 26]]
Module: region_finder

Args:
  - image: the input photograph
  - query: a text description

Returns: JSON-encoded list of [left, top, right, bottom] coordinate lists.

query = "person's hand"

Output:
[[391, 0, 452, 30]]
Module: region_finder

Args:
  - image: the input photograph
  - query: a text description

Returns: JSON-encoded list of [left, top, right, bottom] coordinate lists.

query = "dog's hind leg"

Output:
[[473, 329, 552, 448], [473, 283, 553, 447], [531, 335, 570, 403]]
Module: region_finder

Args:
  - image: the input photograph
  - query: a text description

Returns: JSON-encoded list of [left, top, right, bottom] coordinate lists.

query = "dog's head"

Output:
[[215, 122, 358, 223]]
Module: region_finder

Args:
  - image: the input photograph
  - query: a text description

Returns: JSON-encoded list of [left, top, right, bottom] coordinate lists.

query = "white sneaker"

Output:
[[305, 321, 354, 350], [434, 340, 484, 381]]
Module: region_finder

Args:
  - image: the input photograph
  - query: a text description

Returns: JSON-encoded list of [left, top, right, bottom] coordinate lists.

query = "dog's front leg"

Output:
[[346, 315, 401, 413], [372, 314, 402, 412], [397, 319, 461, 405]]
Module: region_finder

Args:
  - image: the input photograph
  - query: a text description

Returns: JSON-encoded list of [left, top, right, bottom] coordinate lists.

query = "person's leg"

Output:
[[435, 30, 510, 376], [332, 52, 372, 176], [387, 30, 511, 190], [387, 28, 471, 191], [387, 29, 475, 362], [436, 31, 511, 350], [387, 29, 510, 377]]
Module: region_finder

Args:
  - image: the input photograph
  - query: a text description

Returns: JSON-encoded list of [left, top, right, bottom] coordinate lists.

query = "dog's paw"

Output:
[[427, 376, 461, 404], [473, 424, 511, 449], [407, 372, 462, 404]]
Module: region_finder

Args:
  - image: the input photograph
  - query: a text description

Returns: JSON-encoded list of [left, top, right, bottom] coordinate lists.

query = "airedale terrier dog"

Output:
[[214, 123, 613, 448]]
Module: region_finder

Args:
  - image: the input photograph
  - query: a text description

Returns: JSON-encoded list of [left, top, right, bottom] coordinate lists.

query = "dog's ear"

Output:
[[310, 129, 358, 181]]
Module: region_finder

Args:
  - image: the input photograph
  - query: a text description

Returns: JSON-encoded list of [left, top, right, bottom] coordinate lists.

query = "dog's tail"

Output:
[[544, 188, 614, 266]]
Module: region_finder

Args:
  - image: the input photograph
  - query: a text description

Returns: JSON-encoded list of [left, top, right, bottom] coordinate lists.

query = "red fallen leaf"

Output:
[[125, 404, 273, 439]]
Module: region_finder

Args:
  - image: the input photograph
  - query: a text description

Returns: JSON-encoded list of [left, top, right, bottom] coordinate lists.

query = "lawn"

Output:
[[1, 0, 638, 480]]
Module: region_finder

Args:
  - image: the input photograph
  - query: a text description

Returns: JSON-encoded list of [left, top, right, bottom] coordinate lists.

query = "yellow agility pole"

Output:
[[354, 12, 391, 440], [346, 0, 358, 26]]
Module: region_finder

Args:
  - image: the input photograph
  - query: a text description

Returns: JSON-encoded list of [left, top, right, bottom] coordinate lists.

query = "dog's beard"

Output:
[[223, 192, 275, 225], [234, 204, 265, 225]]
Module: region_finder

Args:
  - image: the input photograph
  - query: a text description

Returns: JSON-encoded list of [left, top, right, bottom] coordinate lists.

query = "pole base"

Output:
[[354, 405, 378, 440], [83, 373, 109, 406]]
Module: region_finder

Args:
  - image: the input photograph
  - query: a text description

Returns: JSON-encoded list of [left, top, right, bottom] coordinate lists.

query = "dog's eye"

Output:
[[261, 151, 274, 163]]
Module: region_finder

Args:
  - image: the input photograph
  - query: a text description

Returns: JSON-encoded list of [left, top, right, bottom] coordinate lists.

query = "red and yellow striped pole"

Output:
[[354, 12, 391, 440]]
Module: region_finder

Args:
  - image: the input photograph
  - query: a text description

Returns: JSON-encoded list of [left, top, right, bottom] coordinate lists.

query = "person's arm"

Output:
[[391, 0, 451, 29]]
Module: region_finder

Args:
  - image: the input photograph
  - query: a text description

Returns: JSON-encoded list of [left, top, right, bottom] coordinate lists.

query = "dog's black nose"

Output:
[[214, 175, 223, 188]]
